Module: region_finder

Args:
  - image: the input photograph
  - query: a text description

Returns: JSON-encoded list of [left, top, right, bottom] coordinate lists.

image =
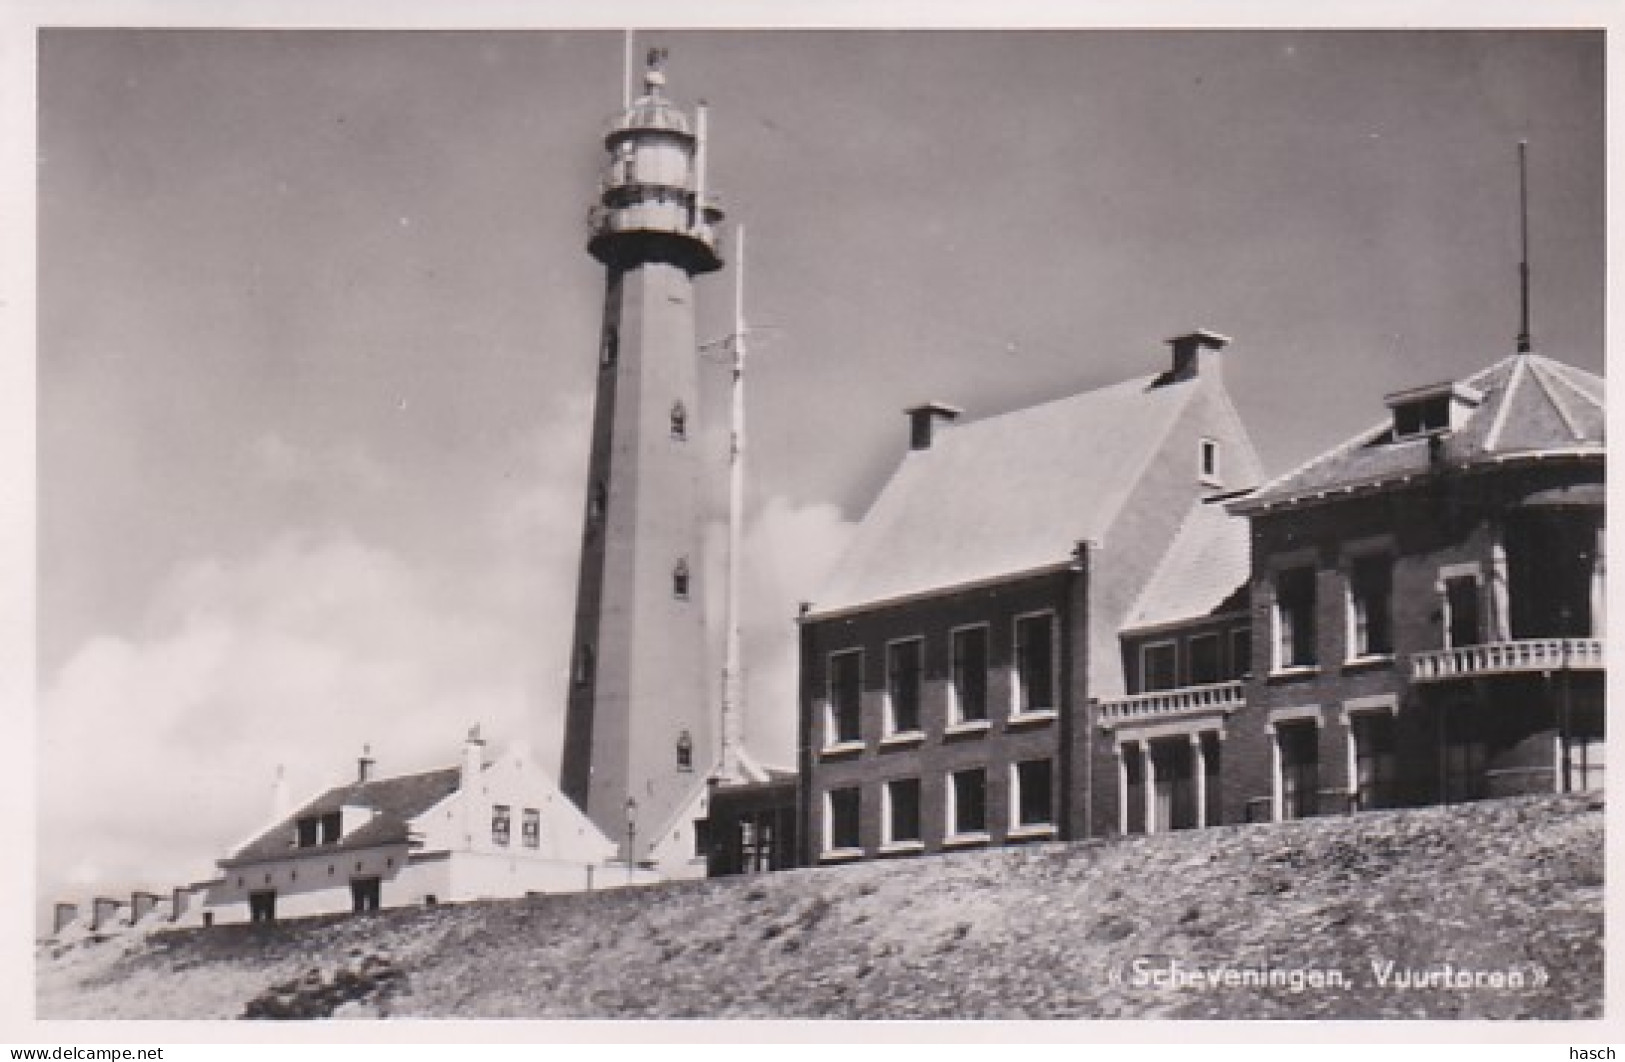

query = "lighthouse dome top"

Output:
[[606, 48, 696, 140]]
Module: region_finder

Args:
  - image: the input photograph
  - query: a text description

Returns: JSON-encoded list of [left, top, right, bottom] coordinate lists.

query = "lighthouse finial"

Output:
[[644, 47, 668, 95]]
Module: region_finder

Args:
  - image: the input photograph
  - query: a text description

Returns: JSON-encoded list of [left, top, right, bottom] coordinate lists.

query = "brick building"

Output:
[[795, 330, 1264, 865], [1093, 349, 1604, 835]]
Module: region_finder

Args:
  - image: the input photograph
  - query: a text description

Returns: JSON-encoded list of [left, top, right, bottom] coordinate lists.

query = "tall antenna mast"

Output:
[[1517, 140, 1532, 354], [622, 29, 635, 109], [719, 223, 749, 783]]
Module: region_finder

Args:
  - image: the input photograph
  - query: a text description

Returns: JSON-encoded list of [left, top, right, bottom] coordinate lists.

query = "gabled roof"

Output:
[[220, 766, 461, 868], [810, 372, 1202, 616], [1234, 353, 1604, 513], [1123, 497, 1250, 633]]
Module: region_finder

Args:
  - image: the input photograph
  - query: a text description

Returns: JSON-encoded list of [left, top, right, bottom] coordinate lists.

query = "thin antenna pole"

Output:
[[693, 102, 709, 233], [720, 224, 747, 781], [1517, 140, 1532, 354], [622, 29, 634, 109]]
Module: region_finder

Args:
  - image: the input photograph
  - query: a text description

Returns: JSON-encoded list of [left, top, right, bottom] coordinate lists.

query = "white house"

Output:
[[205, 729, 638, 924]]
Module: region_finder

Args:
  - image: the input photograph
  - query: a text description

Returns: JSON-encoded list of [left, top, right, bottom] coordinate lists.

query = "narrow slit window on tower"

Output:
[[670, 401, 687, 440], [676, 730, 693, 772], [573, 644, 595, 686], [600, 326, 618, 369], [672, 558, 690, 599], [589, 480, 607, 528]]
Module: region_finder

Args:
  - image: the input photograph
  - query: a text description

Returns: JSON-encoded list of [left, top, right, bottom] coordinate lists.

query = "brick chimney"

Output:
[[1167, 329, 1230, 383], [357, 746, 375, 784], [906, 402, 962, 451]]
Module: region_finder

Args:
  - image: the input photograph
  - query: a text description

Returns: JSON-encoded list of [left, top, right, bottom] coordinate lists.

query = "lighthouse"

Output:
[[560, 49, 723, 861]]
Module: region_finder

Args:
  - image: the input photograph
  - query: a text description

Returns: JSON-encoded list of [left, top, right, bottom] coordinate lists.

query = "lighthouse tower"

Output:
[[560, 50, 723, 860]]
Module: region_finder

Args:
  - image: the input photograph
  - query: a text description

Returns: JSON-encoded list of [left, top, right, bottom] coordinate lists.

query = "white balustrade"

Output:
[[1410, 638, 1604, 683], [1097, 680, 1244, 727]]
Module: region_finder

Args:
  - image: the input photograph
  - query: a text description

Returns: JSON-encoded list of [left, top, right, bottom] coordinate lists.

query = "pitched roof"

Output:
[[220, 766, 462, 868], [1234, 353, 1604, 513], [1123, 497, 1251, 633], [810, 372, 1201, 615]]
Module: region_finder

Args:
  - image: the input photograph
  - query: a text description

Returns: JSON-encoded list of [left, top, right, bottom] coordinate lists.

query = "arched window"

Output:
[[676, 730, 694, 772], [600, 326, 619, 369], [573, 644, 595, 686], [672, 558, 691, 599], [670, 400, 687, 440]]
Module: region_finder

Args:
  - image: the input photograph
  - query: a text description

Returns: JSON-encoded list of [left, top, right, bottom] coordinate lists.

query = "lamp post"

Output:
[[624, 796, 638, 883]]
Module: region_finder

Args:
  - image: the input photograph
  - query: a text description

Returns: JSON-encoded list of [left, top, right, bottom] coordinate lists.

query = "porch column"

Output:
[[1114, 743, 1129, 836], [1268, 725, 1283, 822], [1489, 536, 1512, 641], [1591, 521, 1606, 638], [1142, 739, 1157, 836], [1346, 719, 1360, 811], [1553, 731, 1566, 794], [1190, 732, 1207, 829]]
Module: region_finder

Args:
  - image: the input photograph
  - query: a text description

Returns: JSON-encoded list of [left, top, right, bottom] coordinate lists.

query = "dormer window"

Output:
[[296, 811, 342, 848], [1385, 381, 1483, 441]]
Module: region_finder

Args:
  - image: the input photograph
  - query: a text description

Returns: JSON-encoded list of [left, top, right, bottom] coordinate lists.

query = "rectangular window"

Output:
[[1141, 641, 1178, 692], [825, 787, 861, 852], [1199, 438, 1221, 484], [1275, 566, 1318, 669], [886, 640, 923, 734], [951, 626, 989, 723], [884, 778, 922, 846], [1278, 722, 1319, 820], [1348, 554, 1394, 658], [949, 768, 987, 836], [1014, 614, 1056, 713], [826, 650, 863, 746], [491, 804, 511, 847], [1012, 759, 1055, 829], [1188, 633, 1222, 685], [521, 808, 540, 848], [1444, 575, 1481, 648], [1569, 734, 1605, 793], [1229, 628, 1252, 679], [1351, 714, 1397, 811], [297, 817, 319, 848]]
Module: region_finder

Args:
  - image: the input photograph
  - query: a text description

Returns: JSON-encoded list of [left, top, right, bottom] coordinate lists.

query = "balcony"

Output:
[[1097, 680, 1245, 729], [1410, 638, 1605, 684]]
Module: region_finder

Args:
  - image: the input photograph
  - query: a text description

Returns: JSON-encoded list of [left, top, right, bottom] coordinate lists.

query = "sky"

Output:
[[32, 28, 1604, 914]]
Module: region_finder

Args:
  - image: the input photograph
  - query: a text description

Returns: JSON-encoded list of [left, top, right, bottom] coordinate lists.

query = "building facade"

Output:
[[1093, 349, 1605, 834], [206, 731, 625, 924], [796, 331, 1265, 865]]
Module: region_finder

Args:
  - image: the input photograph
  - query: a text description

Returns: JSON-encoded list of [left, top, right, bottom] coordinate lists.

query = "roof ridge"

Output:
[[1123, 500, 1204, 625], [1098, 377, 1201, 542], [1524, 358, 1588, 442], [941, 370, 1166, 436], [1530, 354, 1605, 409], [1481, 354, 1530, 453]]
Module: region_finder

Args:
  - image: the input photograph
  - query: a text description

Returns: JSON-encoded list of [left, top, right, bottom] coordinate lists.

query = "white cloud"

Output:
[[37, 531, 536, 900]]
